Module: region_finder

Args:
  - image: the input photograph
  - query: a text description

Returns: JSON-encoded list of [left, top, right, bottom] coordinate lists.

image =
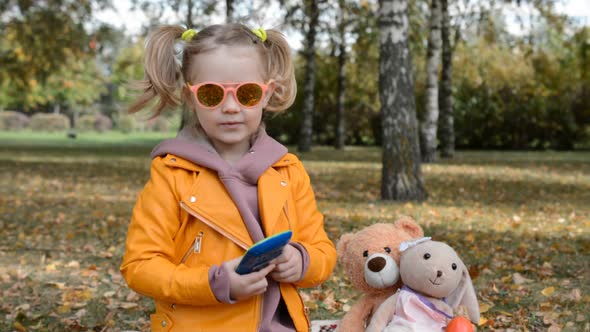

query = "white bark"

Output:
[[379, 0, 428, 201], [420, 0, 442, 162]]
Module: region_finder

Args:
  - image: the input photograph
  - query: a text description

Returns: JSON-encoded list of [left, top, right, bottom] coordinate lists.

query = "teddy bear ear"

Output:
[[395, 215, 424, 238], [336, 233, 354, 261]]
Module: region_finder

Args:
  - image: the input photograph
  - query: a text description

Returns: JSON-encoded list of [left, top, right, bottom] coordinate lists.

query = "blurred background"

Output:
[[1, 0, 589, 150]]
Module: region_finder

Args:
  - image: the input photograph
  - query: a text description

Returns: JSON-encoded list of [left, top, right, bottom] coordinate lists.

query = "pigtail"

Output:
[[128, 25, 185, 115], [263, 29, 297, 113]]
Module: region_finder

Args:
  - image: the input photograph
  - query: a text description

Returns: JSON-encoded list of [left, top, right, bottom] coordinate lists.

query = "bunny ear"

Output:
[[447, 261, 480, 324]]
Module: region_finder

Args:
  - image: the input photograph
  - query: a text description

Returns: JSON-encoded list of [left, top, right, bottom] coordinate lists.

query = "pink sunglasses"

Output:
[[187, 82, 269, 109]]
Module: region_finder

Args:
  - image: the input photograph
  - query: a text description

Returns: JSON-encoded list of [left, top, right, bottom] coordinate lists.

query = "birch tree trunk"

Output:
[[179, 0, 194, 132], [420, 0, 442, 163], [298, 0, 318, 152], [439, 0, 455, 158], [379, 0, 428, 201], [226, 0, 234, 23], [335, 0, 347, 150]]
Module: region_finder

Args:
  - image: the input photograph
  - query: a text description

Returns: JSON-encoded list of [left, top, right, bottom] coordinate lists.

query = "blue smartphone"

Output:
[[235, 230, 293, 275]]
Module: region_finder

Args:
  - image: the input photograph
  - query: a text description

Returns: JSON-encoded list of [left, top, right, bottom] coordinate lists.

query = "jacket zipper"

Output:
[[180, 202, 263, 328], [180, 202, 249, 250], [180, 231, 204, 264]]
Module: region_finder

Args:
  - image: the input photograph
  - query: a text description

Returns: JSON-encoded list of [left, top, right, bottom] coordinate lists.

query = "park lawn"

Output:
[[0, 133, 589, 331]]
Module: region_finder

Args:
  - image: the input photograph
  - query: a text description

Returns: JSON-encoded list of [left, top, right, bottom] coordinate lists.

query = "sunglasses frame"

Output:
[[187, 82, 270, 110]]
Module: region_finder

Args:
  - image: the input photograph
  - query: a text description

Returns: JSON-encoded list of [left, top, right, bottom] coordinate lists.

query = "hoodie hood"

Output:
[[150, 125, 288, 244], [150, 126, 287, 185]]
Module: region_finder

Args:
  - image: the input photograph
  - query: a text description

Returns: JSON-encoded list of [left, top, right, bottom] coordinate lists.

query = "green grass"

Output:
[[0, 130, 176, 146], [0, 132, 589, 331]]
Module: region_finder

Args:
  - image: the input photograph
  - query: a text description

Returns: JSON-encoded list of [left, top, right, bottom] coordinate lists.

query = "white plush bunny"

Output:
[[366, 238, 479, 332]]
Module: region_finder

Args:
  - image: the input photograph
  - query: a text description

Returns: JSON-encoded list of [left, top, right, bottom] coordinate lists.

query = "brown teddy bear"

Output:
[[336, 217, 424, 332]]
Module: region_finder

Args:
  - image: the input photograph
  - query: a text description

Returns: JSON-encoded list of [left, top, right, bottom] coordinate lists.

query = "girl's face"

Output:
[[189, 45, 273, 155]]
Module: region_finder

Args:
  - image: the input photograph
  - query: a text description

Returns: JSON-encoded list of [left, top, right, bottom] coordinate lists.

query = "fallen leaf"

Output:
[[513, 272, 532, 285], [569, 288, 581, 302], [66, 261, 80, 268], [103, 291, 116, 298], [479, 302, 493, 313], [542, 287, 556, 297], [46, 282, 66, 289], [119, 302, 138, 309], [13, 322, 27, 332], [478, 317, 488, 326]]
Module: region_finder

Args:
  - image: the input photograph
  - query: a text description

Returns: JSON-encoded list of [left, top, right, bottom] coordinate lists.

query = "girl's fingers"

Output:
[[224, 256, 242, 270], [244, 263, 275, 281], [274, 261, 296, 273], [249, 278, 269, 294], [271, 265, 297, 280]]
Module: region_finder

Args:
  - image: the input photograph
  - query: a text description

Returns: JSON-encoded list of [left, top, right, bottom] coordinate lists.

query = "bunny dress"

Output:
[[383, 286, 452, 332]]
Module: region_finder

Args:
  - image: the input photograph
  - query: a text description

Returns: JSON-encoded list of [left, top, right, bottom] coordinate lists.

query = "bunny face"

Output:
[[399, 241, 465, 299]]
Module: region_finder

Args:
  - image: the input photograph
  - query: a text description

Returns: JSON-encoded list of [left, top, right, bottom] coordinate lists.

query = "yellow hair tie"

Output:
[[251, 28, 267, 42], [181, 29, 197, 41]]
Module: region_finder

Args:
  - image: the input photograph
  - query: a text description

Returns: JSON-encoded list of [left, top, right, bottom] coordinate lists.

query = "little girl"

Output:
[[120, 23, 337, 332]]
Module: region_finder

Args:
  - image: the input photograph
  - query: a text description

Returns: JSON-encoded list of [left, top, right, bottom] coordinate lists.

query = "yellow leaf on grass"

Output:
[[46, 282, 66, 289], [13, 322, 27, 332], [478, 316, 488, 326], [479, 302, 493, 313], [542, 287, 556, 297], [540, 302, 553, 311], [57, 305, 71, 313], [501, 275, 512, 283]]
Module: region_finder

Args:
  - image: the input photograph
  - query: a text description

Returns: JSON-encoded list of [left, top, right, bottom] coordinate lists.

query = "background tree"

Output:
[[0, 0, 109, 111], [334, 0, 349, 150], [379, 0, 428, 201], [420, 0, 442, 162], [438, 0, 458, 158], [298, 0, 320, 152], [226, 0, 234, 22]]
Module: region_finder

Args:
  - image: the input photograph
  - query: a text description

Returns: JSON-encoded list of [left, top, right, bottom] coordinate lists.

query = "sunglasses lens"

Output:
[[236, 83, 263, 107], [197, 84, 224, 107]]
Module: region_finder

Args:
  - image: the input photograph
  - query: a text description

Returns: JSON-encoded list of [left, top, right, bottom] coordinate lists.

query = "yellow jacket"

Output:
[[120, 153, 337, 331]]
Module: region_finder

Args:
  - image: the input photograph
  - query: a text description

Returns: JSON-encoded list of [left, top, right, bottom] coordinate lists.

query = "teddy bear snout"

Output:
[[437, 270, 443, 277], [364, 253, 400, 289], [368, 256, 386, 272]]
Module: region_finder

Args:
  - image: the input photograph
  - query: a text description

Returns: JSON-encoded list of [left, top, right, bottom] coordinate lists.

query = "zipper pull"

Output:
[[194, 232, 204, 253]]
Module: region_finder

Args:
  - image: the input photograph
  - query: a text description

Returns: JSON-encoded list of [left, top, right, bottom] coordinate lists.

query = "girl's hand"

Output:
[[225, 257, 275, 301], [270, 245, 303, 283]]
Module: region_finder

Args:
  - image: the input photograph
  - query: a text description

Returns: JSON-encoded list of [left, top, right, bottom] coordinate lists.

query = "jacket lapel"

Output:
[[181, 169, 254, 249], [258, 167, 289, 235]]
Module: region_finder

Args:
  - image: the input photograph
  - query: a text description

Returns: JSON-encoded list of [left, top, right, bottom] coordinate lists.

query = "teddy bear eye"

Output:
[[363, 250, 369, 257], [384, 247, 391, 253], [452, 263, 457, 270], [423, 253, 431, 260]]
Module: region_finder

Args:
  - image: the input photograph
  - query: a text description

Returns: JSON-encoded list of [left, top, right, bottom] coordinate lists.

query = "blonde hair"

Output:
[[128, 23, 296, 116]]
